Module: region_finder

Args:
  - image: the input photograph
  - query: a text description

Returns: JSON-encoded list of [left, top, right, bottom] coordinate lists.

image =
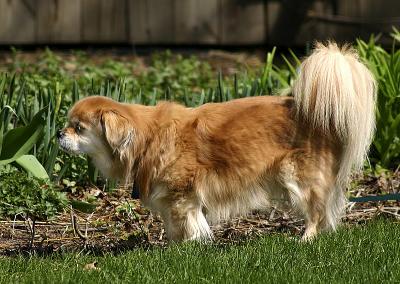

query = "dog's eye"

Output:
[[75, 124, 82, 133]]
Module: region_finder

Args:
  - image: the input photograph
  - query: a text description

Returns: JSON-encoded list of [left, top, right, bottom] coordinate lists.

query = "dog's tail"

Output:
[[293, 42, 376, 187], [293, 42, 376, 229]]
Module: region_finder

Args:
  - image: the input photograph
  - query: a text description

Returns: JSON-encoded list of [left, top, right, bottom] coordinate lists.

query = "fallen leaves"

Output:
[[84, 261, 100, 271]]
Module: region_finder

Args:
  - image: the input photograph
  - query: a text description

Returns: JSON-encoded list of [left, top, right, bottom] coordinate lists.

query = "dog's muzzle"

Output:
[[56, 129, 64, 139], [57, 129, 79, 154]]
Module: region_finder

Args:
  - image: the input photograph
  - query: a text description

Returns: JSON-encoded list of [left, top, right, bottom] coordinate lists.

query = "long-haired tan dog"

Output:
[[58, 43, 376, 241]]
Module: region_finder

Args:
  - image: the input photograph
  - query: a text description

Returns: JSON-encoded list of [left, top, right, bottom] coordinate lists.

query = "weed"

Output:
[[0, 171, 68, 220]]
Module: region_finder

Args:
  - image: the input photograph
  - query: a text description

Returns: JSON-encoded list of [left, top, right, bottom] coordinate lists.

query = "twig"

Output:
[[28, 218, 36, 250], [70, 207, 87, 240], [380, 210, 400, 218], [159, 228, 164, 241], [42, 237, 81, 243], [348, 188, 364, 212], [269, 209, 276, 221], [0, 220, 71, 225], [11, 213, 21, 240], [62, 225, 69, 237]]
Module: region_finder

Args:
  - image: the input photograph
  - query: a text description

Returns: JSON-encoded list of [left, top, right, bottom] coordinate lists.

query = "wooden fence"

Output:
[[0, 0, 399, 45]]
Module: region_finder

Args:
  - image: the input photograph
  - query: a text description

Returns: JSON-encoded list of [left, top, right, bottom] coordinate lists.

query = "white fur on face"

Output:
[[58, 129, 107, 156], [58, 133, 82, 154], [58, 127, 117, 178]]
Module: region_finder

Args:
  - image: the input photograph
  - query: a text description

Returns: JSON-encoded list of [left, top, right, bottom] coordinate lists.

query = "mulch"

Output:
[[0, 170, 399, 256]]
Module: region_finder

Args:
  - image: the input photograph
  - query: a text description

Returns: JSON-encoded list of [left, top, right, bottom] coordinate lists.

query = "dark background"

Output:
[[0, 0, 399, 49]]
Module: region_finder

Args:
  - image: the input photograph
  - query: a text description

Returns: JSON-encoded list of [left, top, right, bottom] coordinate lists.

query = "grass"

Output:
[[1, 219, 399, 283]]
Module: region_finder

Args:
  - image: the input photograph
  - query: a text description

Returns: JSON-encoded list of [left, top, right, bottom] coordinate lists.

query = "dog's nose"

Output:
[[56, 130, 64, 139]]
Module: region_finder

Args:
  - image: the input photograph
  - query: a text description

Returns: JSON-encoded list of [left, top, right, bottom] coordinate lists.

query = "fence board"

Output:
[[292, 0, 333, 45], [174, 0, 218, 44], [0, 0, 399, 45], [334, 0, 400, 42], [37, 0, 81, 43], [81, 0, 127, 42], [219, 0, 265, 44], [267, 0, 315, 46], [129, 0, 174, 44], [332, 0, 364, 41], [267, 0, 400, 46], [0, 0, 35, 43], [147, 0, 174, 43], [128, 0, 149, 43]]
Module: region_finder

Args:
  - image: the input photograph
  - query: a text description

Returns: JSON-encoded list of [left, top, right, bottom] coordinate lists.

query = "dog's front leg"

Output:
[[160, 199, 213, 242]]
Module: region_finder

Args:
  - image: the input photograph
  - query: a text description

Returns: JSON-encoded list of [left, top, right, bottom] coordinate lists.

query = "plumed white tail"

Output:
[[293, 42, 376, 187], [292, 42, 376, 229]]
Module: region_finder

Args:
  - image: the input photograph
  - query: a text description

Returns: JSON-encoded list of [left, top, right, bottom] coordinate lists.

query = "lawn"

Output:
[[0, 219, 399, 283]]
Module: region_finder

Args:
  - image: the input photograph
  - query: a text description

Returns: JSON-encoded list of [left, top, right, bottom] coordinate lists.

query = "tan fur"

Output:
[[58, 42, 376, 241]]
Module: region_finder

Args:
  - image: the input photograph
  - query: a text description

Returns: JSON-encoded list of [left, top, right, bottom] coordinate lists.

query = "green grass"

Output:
[[1, 220, 399, 283]]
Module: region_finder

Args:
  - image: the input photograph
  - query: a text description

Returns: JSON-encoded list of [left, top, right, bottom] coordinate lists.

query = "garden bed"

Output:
[[0, 171, 398, 255]]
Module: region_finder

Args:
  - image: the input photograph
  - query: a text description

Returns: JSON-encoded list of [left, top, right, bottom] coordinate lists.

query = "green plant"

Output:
[[357, 30, 400, 169], [0, 171, 68, 220], [0, 73, 69, 180], [260, 47, 300, 94], [0, 103, 49, 179]]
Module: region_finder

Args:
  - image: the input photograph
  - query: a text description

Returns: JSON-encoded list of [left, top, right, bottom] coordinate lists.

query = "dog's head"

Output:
[[57, 96, 136, 179]]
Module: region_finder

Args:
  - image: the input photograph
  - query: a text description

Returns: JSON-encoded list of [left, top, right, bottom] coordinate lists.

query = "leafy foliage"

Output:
[[0, 171, 68, 220], [356, 29, 400, 169], [0, 99, 49, 178]]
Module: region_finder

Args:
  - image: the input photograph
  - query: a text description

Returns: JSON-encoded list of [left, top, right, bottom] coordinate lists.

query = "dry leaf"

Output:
[[84, 261, 100, 271]]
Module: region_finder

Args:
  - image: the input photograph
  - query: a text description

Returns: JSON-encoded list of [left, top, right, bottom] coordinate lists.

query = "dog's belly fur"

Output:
[[141, 96, 340, 240]]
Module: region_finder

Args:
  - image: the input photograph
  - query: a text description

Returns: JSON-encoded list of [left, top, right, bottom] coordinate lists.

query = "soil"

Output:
[[0, 171, 399, 255]]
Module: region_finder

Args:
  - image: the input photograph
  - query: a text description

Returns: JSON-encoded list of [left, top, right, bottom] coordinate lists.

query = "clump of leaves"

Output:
[[357, 29, 400, 170], [142, 51, 214, 98], [0, 171, 68, 220]]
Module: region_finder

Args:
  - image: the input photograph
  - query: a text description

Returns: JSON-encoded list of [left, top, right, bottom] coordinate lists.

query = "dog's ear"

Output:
[[100, 110, 134, 153]]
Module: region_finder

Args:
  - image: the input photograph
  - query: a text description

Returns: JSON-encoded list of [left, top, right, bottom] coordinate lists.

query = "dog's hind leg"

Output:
[[279, 151, 343, 240], [283, 178, 324, 240]]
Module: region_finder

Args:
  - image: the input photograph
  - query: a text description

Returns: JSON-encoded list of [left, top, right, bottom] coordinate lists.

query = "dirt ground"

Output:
[[0, 171, 399, 255]]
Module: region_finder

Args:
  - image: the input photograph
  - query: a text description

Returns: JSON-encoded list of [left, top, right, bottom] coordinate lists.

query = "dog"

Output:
[[58, 42, 376, 241]]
